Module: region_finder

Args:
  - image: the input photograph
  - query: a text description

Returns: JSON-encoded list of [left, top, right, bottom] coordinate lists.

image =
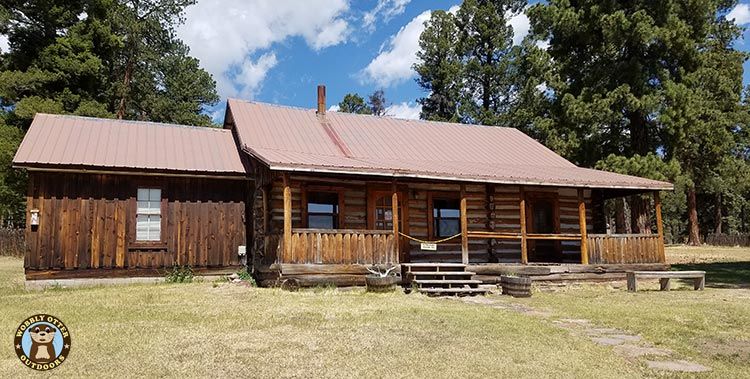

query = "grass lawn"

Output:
[[0, 257, 641, 378], [1, 245, 748, 378], [498, 245, 750, 379]]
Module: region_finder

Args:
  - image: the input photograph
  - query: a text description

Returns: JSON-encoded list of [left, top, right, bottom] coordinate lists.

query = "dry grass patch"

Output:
[[666, 245, 750, 264], [504, 245, 750, 379], [0, 257, 641, 378]]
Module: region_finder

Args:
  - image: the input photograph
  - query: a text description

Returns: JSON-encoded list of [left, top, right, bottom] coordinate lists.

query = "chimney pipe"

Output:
[[317, 85, 326, 115]]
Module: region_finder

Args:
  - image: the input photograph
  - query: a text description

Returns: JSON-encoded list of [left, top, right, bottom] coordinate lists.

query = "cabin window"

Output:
[[433, 198, 460, 237], [136, 188, 161, 241], [307, 191, 339, 229]]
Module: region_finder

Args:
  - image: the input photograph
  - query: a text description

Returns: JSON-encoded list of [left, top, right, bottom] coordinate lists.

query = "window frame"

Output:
[[366, 188, 408, 232], [302, 186, 345, 230], [130, 185, 167, 249], [427, 192, 462, 239]]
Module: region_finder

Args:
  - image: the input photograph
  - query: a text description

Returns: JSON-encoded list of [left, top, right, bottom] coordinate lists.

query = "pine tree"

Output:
[[0, 0, 219, 226], [455, 0, 524, 125], [414, 9, 461, 122], [337, 93, 372, 114], [526, 0, 749, 240], [368, 89, 387, 116]]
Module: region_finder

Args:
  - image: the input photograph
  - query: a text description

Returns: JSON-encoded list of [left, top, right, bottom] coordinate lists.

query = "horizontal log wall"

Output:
[[587, 234, 663, 264], [488, 186, 592, 263], [269, 175, 368, 231], [25, 172, 247, 279], [262, 174, 665, 266], [407, 182, 488, 262]]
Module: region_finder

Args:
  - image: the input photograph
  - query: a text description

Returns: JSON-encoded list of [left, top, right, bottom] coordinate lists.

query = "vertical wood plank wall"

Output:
[[25, 172, 247, 279]]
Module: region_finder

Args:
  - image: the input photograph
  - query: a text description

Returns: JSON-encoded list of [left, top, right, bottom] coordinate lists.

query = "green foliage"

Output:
[[338, 93, 372, 114], [164, 265, 194, 283], [237, 270, 256, 286], [414, 0, 525, 124], [0, 0, 219, 226], [524, 0, 749, 240], [336, 90, 388, 116], [414, 0, 750, 240], [414, 10, 461, 122], [0, 119, 25, 227], [455, 0, 524, 125]]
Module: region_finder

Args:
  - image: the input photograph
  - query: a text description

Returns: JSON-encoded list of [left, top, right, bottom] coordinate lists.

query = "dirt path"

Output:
[[456, 295, 711, 374]]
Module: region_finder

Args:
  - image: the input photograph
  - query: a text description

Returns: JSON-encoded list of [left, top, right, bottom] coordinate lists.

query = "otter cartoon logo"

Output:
[[14, 314, 71, 371]]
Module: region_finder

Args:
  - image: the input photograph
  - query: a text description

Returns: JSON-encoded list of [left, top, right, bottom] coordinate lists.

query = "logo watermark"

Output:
[[14, 314, 71, 371]]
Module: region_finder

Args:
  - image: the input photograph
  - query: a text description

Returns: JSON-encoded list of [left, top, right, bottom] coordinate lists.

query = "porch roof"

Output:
[[226, 100, 672, 190]]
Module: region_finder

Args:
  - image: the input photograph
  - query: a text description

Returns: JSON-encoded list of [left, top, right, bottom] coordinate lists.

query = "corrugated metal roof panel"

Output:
[[228, 99, 672, 190], [13, 114, 246, 175]]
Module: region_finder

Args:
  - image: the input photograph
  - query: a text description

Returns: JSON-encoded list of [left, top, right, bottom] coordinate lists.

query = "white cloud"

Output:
[[507, 11, 530, 46], [177, 0, 351, 98], [361, 10, 431, 87], [386, 102, 421, 119], [727, 4, 750, 25], [328, 104, 341, 112], [234, 53, 278, 99], [0, 34, 8, 53], [363, 0, 411, 31]]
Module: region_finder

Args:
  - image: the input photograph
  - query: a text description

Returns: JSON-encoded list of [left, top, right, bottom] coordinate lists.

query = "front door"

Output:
[[526, 193, 561, 262], [368, 190, 408, 261]]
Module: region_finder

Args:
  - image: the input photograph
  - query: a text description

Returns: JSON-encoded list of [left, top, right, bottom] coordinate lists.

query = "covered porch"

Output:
[[252, 172, 668, 286]]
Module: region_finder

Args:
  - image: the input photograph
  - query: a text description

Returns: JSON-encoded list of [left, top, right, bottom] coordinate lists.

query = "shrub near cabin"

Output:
[[14, 314, 71, 371]]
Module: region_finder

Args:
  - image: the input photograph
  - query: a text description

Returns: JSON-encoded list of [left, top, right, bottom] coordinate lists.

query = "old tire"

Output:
[[500, 275, 532, 298], [365, 275, 400, 293]]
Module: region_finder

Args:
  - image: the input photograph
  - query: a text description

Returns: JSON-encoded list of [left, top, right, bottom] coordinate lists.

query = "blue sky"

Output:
[[170, 0, 750, 122]]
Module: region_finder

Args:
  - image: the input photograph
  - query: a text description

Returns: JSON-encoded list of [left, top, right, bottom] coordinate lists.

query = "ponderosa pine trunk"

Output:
[[614, 197, 627, 234], [714, 193, 722, 234], [116, 58, 133, 119], [627, 111, 652, 234], [629, 195, 651, 234], [687, 185, 701, 245]]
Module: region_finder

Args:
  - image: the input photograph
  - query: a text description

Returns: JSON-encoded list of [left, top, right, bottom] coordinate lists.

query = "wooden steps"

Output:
[[402, 263, 490, 296]]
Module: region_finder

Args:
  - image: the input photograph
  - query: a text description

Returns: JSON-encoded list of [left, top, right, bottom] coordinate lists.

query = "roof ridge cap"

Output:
[[36, 113, 230, 133]]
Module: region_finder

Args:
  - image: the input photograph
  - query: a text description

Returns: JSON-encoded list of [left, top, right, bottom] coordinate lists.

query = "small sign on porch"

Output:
[[420, 242, 437, 251]]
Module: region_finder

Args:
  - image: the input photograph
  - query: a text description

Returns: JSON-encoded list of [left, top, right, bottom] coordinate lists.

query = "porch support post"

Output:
[[654, 191, 666, 263], [578, 188, 589, 265], [391, 181, 399, 264], [460, 184, 469, 265], [282, 173, 292, 262], [519, 187, 528, 264]]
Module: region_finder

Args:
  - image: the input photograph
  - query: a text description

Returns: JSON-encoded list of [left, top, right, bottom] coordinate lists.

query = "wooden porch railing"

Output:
[[586, 234, 664, 264], [279, 228, 397, 265]]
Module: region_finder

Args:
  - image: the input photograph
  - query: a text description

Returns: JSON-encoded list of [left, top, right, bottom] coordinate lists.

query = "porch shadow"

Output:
[[671, 262, 750, 289]]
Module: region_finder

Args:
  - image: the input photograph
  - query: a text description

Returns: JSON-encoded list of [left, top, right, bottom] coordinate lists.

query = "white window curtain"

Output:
[[136, 188, 161, 241]]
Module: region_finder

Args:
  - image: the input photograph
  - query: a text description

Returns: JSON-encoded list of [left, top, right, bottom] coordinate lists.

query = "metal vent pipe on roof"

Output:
[[317, 85, 326, 115]]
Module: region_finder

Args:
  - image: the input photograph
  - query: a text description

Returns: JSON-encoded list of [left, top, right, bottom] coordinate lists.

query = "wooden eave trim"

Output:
[[267, 164, 674, 191], [17, 166, 250, 180]]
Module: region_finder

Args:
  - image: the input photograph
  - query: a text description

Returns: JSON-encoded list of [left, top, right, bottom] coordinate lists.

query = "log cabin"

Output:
[[13, 85, 673, 288]]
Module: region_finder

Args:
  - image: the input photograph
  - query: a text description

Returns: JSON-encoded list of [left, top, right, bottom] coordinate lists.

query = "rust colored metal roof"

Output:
[[13, 114, 247, 176], [227, 99, 672, 190]]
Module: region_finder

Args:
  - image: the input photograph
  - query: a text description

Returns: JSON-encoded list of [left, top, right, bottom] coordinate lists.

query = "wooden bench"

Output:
[[626, 271, 705, 292]]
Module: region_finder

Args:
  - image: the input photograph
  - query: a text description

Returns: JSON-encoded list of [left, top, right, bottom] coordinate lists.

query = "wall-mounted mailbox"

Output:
[[30, 209, 40, 226]]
